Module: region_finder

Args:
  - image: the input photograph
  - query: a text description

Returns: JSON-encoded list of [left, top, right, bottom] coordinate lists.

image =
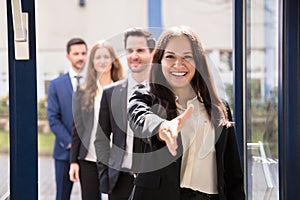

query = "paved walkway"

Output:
[[0, 154, 108, 200], [0, 153, 279, 200]]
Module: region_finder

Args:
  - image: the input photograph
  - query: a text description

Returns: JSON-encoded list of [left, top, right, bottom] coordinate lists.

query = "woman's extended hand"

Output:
[[158, 104, 194, 156]]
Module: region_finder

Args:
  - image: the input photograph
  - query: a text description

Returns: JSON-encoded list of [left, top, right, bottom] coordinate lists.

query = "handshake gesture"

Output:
[[158, 104, 194, 156]]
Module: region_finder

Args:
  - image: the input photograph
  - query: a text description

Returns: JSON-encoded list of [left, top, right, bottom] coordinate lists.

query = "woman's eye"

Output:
[[183, 55, 193, 60], [137, 49, 145, 53], [125, 49, 133, 54], [165, 55, 175, 59]]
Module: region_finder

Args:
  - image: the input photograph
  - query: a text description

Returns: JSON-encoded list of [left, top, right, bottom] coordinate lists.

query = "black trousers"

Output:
[[78, 160, 101, 200], [180, 188, 219, 200], [109, 172, 135, 200]]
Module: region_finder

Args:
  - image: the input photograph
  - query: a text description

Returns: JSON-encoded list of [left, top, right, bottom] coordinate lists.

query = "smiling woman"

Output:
[[128, 26, 245, 200], [161, 36, 196, 98]]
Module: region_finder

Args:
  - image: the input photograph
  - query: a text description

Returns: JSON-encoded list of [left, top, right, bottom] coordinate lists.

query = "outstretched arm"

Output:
[[128, 88, 194, 156], [158, 104, 194, 156]]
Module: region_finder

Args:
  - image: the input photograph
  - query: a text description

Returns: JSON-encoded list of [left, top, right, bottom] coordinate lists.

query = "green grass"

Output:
[[38, 132, 55, 154], [0, 129, 9, 150], [0, 129, 54, 154]]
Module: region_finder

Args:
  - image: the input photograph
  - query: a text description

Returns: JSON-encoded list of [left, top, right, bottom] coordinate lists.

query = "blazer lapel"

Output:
[[110, 79, 128, 134], [120, 80, 128, 131], [64, 73, 73, 97]]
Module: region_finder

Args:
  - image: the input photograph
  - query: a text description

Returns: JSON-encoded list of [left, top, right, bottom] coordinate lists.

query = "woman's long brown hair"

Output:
[[149, 26, 229, 126]]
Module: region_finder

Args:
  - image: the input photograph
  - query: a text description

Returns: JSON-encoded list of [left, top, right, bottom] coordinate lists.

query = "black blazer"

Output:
[[128, 88, 245, 200], [94, 79, 143, 194], [70, 89, 95, 163]]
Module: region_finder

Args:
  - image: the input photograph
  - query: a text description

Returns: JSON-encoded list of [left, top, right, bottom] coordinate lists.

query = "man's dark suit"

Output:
[[95, 79, 142, 199], [47, 73, 74, 200]]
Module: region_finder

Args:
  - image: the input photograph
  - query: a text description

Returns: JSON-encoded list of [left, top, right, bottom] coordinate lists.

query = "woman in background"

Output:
[[128, 26, 245, 200], [69, 40, 124, 200]]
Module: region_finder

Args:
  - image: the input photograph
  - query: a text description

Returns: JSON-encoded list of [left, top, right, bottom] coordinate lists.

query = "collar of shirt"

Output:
[[96, 80, 103, 95], [127, 75, 147, 95], [176, 96, 208, 118], [69, 67, 85, 91], [175, 96, 198, 111], [69, 66, 84, 79]]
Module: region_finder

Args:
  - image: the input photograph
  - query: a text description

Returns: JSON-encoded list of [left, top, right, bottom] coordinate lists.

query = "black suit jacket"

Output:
[[70, 89, 95, 163], [95, 79, 142, 194], [128, 88, 245, 200]]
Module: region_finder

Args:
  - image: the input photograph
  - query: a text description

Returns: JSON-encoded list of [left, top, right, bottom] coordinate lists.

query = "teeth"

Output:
[[171, 72, 187, 76]]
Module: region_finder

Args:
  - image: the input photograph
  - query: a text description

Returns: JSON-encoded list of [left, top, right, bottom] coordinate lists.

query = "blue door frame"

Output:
[[279, 0, 300, 199], [6, 0, 38, 199], [6, 0, 300, 199], [233, 0, 245, 161]]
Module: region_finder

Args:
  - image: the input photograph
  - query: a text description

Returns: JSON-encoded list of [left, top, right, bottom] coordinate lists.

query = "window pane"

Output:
[[246, 0, 279, 199]]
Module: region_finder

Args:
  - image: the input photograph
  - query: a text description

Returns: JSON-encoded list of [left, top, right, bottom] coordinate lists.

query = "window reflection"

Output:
[[246, 0, 279, 199]]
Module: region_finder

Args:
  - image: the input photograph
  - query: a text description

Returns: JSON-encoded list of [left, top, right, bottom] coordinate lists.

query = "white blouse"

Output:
[[85, 82, 103, 162], [177, 97, 218, 194]]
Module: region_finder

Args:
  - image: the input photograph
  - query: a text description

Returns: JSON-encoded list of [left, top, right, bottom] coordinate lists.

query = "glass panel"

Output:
[[246, 0, 279, 199], [36, 1, 148, 199]]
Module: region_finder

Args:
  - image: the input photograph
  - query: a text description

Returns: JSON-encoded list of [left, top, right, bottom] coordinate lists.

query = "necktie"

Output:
[[74, 75, 82, 91], [134, 84, 145, 90]]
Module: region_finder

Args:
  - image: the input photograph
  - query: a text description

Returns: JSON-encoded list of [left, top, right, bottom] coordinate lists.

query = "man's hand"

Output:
[[158, 104, 194, 156], [69, 163, 80, 182]]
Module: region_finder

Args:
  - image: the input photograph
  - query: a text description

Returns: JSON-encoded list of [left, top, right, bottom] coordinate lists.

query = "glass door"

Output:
[[245, 0, 279, 199]]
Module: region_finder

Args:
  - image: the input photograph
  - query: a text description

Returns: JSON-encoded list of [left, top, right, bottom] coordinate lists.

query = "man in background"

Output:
[[95, 28, 155, 200], [47, 38, 87, 200]]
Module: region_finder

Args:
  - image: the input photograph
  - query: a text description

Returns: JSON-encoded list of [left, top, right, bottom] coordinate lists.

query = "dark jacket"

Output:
[[94, 79, 143, 194], [47, 73, 73, 161], [70, 89, 95, 163], [128, 88, 245, 200]]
